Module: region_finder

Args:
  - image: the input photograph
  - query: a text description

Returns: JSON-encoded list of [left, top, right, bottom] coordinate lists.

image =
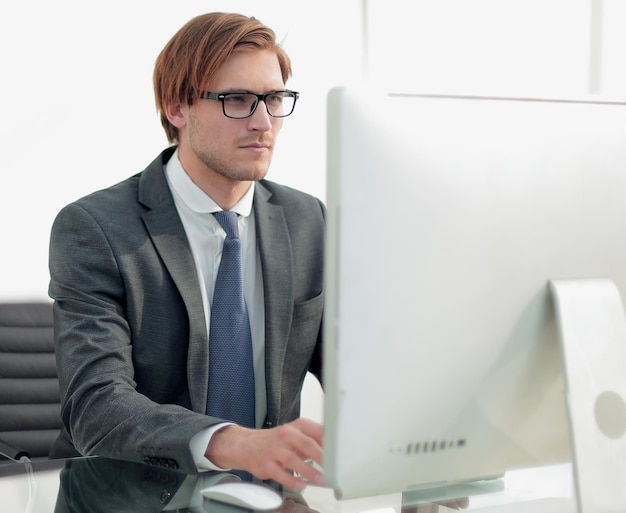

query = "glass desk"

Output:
[[0, 456, 576, 513]]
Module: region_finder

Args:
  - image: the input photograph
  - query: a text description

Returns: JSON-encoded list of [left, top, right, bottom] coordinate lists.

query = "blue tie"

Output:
[[206, 211, 256, 429]]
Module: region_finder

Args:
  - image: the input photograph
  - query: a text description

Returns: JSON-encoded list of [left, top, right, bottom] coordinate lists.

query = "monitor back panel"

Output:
[[323, 88, 626, 499]]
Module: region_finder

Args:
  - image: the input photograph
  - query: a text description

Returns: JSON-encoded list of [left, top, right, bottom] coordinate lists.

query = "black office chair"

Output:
[[0, 302, 61, 462]]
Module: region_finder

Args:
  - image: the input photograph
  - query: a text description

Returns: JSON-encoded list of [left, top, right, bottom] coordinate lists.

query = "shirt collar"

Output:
[[165, 147, 255, 217]]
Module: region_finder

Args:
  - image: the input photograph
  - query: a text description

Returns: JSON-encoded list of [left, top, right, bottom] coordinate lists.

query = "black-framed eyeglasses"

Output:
[[198, 90, 299, 119]]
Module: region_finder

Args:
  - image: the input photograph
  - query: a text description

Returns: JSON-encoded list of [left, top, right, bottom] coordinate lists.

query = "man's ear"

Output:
[[164, 101, 187, 129]]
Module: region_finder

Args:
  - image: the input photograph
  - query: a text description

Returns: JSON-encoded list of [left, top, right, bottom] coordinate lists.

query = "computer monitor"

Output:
[[322, 87, 626, 500]]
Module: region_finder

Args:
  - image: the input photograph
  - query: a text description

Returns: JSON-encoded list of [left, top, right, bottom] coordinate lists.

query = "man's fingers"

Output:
[[294, 417, 324, 445], [281, 419, 324, 467], [290, 457, 325, 486], [262, 459, 315, 490]]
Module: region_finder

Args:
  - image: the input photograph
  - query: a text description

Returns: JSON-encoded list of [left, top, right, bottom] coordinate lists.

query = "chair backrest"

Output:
[[0, 302, 61, 461]]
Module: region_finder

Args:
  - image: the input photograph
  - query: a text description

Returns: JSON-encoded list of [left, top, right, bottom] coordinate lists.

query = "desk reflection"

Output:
[[53, 457, 316, 513]]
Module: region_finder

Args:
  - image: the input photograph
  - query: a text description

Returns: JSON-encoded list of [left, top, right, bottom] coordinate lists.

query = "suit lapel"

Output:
[[138, 150, 209, 414], [254, 183, 293, 425]]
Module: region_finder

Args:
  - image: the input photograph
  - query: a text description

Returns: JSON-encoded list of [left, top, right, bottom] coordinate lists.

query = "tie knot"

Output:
[[213, 211, 239, 239]]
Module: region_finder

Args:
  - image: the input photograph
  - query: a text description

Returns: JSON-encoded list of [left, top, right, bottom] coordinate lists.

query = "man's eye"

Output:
[[266, 94, 283, 105], [224, 95, 248, 104]]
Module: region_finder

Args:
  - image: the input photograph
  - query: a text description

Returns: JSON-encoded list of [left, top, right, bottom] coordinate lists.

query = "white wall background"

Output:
[[366, 0, 626, 98], [1, 0, 625, 419]]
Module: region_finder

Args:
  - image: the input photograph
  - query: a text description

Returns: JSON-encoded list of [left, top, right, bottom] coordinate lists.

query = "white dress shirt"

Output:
[[164, 149, 267, 470]]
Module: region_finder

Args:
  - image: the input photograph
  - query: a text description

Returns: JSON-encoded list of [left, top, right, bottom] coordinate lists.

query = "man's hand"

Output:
[[205, 418, 325, 490]]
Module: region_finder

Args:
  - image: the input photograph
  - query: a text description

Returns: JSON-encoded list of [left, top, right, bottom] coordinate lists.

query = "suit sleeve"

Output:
[[49, 202, 215, 474]]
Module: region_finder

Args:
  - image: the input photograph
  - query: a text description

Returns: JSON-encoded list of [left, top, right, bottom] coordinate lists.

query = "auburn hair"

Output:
[[154, 12, 292, 143]]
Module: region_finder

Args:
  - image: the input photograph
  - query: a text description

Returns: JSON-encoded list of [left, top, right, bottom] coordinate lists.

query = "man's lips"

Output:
[[240, 142, 270, 149], [240, 141, 271, 153]]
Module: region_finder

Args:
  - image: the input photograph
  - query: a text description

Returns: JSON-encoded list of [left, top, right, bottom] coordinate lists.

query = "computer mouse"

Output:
[[201, 481, 284, 511]]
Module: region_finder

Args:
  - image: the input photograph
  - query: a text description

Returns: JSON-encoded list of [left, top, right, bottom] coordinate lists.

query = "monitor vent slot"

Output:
[[391, 439, 466, 456]]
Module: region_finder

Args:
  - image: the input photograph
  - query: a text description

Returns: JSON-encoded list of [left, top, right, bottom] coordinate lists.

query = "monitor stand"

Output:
[[550, 279, 626, 513], [402, 477, 505, 508]]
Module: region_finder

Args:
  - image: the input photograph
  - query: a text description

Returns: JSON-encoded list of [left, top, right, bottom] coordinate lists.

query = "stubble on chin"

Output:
[[199, 147, 273, 183]]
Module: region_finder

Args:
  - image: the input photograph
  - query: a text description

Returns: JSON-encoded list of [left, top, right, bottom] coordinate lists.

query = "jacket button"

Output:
[[160, 490, 172, 504]]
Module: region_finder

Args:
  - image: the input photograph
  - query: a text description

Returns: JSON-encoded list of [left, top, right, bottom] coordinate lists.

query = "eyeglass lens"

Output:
[[223, 92, 296, 118]]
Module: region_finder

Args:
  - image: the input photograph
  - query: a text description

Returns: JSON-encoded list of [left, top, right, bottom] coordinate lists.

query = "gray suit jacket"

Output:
[[48, 147, 325, 474]]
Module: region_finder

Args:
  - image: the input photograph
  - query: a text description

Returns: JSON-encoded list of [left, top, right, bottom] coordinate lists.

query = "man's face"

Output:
[[175, 49, 286, 186]]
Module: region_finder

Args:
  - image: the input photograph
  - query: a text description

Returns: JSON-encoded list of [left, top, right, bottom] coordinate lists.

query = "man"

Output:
[[48, 12, 325, 490]]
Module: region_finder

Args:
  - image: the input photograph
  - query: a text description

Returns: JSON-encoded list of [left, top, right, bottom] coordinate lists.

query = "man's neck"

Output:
[[177, 150, 253, 210]]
